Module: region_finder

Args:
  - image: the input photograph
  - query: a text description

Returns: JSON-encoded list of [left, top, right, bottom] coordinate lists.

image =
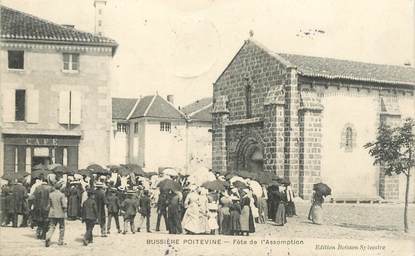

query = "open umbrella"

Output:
[[232, 180, 249, 189], [31, 169, 53, 179], [87, 164, 104, 173], [52, 165, 70, 174], [76, 169, 91, 176], [157, 179, 181, 192], [313, 182, 331, 196], [201, 180, 226, 191], [117, 166, 131, 177], [91, 168, 111, 175]]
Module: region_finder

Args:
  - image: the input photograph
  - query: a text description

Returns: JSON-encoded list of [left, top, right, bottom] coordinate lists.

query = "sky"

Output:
[[2, 0, 414, 107]]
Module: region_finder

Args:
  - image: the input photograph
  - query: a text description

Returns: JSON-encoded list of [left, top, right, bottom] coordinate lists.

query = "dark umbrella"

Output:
[[237, 170, 258, 180], [201, 180, 226, 191], [91, 168, 111, 176], [157, 179, 181, 192], [86, 164, 104, 173], [117, 166, 131, 177], [232, 180, 248, 189], [52, 165, 70, 174], [31, 169, 53, 179], [313, 182, 331, 196], [76, 169, 91, 176]]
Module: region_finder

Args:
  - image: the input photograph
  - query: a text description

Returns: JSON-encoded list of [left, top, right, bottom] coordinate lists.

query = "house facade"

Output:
[[212, 39, 415, 201], [111, 96, 213, 173], [0, 6, 117, 177]]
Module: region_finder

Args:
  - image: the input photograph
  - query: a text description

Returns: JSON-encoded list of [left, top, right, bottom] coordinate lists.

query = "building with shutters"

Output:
[[111, 95, 213, 173], [0, 6, 118, 177], [212, 39, 415, 202]]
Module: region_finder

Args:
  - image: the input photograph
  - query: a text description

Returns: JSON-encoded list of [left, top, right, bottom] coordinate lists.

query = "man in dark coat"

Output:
[[167, 190, 182, 234], [94, 182, 107, 237], [12, 179, 28, 227], [137, 190, 151, 233], [121, 192, 138, 234], [33, 179, 52, 239], [106, 188, 121, 234], [82, 190, 98, 246], [45, 183, 67, 247], [155, 192, 169, 232], [3, 185, 14, 226]]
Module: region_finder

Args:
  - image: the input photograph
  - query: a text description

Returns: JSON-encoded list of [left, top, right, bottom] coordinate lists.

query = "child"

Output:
[[82, 190, 97, 246]]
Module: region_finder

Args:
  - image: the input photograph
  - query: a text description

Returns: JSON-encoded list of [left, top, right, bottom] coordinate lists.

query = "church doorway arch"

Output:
[[236, 135, 264, 173]]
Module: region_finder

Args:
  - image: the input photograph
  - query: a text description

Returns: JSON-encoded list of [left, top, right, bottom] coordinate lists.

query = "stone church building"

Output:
[[212, 39, 415, 201]]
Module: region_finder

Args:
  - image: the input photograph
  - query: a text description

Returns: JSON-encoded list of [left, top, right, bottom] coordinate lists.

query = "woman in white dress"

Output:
[[181, 189, 205, 234]]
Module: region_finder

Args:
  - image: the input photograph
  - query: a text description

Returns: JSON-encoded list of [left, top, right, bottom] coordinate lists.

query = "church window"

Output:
[[341, 124, 356, 152], [245, 83, 252, 118]]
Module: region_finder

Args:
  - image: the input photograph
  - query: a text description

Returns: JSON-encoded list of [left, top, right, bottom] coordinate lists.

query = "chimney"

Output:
[[94, 0, 107, 36], [167, 95, 174, 105], [62, 24, 75, 29]]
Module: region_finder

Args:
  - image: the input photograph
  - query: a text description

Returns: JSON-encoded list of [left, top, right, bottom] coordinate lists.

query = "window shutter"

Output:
[[59, 91, 70, 124], [70, 91, 81, 125], [2, 89, 15, 122], [26, 89, 39, 123]]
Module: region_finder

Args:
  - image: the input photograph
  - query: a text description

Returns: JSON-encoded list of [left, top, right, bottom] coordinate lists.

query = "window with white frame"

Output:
[[63, 53, 79, 71], [160, 122, 171, 132]]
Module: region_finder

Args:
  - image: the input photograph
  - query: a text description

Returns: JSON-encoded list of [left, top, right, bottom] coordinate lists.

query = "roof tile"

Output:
[[1, 5, 117, 47]]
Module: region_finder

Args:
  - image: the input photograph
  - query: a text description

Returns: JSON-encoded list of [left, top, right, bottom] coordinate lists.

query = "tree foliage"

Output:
[[364, 118, 415, 177]]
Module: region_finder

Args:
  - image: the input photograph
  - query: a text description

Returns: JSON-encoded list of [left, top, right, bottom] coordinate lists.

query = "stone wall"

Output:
[[212, 40, 288, 175]]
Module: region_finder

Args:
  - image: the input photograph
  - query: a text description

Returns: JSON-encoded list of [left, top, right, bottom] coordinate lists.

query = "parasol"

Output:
[[313, 182, 331, 196], [157, 179, 181, 192], [232, 180, 249, 189], [201, 180, 226, 191], [247, 180, 263, 197]]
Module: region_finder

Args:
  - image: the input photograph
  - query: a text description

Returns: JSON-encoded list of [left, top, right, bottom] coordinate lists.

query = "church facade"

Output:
[[212, 39, 415, 201]]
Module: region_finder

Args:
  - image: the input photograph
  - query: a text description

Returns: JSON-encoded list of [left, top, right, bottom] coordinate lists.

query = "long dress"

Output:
[[310, 193, 324, 224], [240, 197, 250, 232], [67, 185, 82, 219], [274, 191, 286, 226], [181, 193, 205, 234], [219, 197, 231, 235], [229, 202, 241, 234]]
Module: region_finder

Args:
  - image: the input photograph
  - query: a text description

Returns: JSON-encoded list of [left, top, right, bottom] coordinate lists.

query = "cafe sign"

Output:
[[26, 138, 58, 146], [3, 135, 80, 147]]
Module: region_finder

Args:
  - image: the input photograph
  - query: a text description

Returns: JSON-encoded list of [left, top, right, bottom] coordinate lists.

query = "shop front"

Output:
[[2, 134, 80, 176]]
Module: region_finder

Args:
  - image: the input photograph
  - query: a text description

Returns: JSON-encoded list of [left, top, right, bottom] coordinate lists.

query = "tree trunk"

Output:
[[404, 169, 411, 233]]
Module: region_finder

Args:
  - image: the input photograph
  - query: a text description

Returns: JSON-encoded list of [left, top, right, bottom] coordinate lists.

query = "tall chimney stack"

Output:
[[94, 0, 107, 36], [167, 95, 174, 105]]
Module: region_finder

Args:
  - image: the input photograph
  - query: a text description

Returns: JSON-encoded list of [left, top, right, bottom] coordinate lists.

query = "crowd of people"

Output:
[[0, 165, 327, 247]]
